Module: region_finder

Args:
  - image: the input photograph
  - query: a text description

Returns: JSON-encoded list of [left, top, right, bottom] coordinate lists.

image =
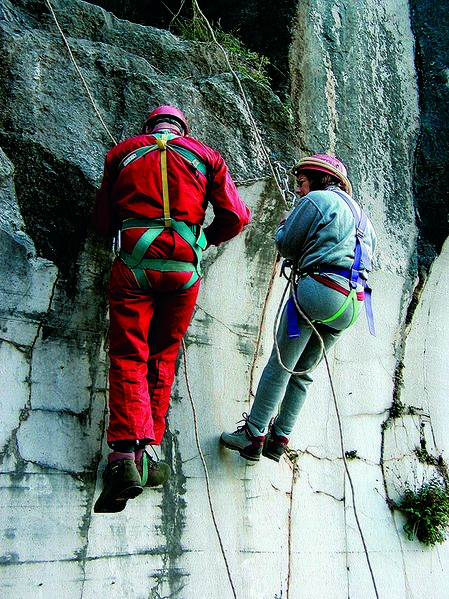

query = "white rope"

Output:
[[192, 0, 291, 209], [43, 2, 377, 594], [190, 5, 378, 596], [275, 268, 379, 598], [181, 340, 238, 599], [273, 270, 324, 375], [45, 0, 118, 146], [322, 347, 380, 598], [44, 3, 237, 593]]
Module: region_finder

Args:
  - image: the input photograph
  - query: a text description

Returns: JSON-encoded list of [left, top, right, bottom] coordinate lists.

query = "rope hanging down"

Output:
[[45, 0, 118, 146], [277, 268, 379, 598], [191, 0, 292, 210], [182, 340, 238, 599], [186, 4, 379, 596], [44, 0, 237, 592], [274, 264, 324, 376]]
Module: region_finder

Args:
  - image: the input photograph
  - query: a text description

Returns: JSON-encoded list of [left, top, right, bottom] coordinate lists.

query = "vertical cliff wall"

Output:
[[1, 1, 448, 598]]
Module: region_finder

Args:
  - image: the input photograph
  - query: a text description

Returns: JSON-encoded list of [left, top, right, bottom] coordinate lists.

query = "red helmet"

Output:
[[293, 153, 352, 195], [143, 105, 189, 135]]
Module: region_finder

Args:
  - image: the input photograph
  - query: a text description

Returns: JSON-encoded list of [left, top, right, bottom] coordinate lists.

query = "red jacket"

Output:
[[93, 133, 251, 261]]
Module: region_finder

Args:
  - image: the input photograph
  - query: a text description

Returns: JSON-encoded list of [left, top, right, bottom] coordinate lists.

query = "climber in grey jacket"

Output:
[[221, 154, 377, 462]]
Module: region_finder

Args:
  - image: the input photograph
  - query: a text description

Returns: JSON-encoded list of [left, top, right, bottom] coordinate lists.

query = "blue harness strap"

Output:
[[287, 296, 301, 338], [333, 190, 375, 336]]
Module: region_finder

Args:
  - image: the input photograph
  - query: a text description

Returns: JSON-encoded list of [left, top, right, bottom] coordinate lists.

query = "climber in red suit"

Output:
[[92, 105, 251, 513]]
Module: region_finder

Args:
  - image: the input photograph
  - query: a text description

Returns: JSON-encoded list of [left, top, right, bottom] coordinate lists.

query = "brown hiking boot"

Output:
[[136, 450, 171, 487], [94, 456, 143, 513]]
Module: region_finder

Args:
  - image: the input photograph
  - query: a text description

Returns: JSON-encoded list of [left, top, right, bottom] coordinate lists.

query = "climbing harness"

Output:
[[274, 261, 324, 376], [117, 136, 207, 179], [284, 187, 375, 340], [117, 133, 208, 290]]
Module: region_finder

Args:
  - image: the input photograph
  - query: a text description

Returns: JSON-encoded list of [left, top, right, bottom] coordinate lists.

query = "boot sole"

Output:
[[115, 484, 144, 501], [220, 437, 261, 461], [262, 449, 282, 462], [94, 484, 143, 514]]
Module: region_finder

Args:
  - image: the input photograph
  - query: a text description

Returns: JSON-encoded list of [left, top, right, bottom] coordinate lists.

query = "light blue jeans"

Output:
[[249, 275, 363, 438]]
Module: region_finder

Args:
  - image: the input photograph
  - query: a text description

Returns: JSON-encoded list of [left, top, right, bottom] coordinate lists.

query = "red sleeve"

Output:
[[203, 151, 251, 246]]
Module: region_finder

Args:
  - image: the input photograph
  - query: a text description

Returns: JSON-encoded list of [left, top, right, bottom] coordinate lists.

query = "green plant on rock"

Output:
[[395, 478, 449, 546], [176, 17, 271, 85], [389, 399, 406, 419]]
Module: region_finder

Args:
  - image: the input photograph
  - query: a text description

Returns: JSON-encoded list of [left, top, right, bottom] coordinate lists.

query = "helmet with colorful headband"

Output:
[[293, 153, 352, 196], [142, 105, 189, 135]]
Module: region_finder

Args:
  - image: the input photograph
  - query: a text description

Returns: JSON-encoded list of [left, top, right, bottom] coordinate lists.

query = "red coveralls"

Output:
[[93, 132, 251, 446]]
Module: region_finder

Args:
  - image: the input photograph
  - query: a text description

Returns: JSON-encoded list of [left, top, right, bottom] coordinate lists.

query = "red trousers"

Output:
[[107, 258, 200, 445]]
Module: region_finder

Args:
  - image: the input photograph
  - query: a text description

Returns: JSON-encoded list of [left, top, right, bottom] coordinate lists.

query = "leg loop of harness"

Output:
[[319, 288, 360, 327], [119, 218, 206, 291], [286, 276, 362, 338]]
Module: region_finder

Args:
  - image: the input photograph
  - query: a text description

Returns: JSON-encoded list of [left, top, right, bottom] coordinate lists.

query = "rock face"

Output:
[[0, 1, 448, 598], [410, 0, 449, 269]]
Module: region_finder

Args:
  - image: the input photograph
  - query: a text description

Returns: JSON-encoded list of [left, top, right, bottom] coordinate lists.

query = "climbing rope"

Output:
[[45, 0, 118, 146], [322, 348, 380, 598], [277, 269, 380, 597], [181, 339, 238, 599], [45, 3, 239, 593], [189, 4, 379, 596], [273, 265, 324, 376], [191, 0, 293, 210]]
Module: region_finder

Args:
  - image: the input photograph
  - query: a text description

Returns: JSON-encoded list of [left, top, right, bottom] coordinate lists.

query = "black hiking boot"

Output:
[[220, 414, 265, 461], [262, 429, 289, 462]]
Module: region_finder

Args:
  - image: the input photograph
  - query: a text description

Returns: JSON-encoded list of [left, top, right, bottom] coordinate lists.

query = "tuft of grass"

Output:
[[395, 478, 449, 546], [176, 18, 271, 85]]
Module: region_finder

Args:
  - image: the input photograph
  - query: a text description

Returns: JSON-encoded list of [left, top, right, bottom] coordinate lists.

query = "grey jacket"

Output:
[[275, 187, 377, 278]]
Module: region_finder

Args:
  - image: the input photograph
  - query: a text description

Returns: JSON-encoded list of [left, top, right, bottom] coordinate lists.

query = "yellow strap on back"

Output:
[[155, 134, 171, 227]]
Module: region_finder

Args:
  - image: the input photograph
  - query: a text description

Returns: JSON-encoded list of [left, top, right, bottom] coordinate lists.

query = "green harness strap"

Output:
[[120, 218, 207, 290], [319, 287, 361, 328], [117, 135, 208, 178], [118, 144, 159, 171]]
